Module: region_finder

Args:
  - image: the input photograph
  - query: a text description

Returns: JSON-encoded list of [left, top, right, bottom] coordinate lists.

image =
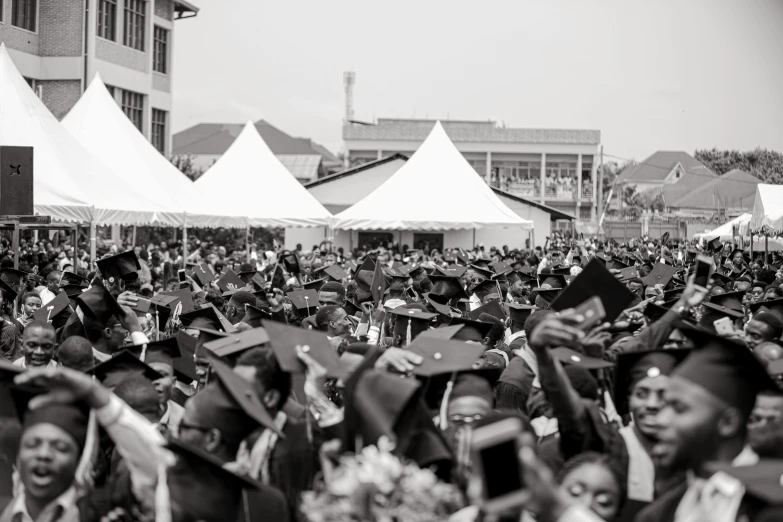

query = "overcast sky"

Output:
[[172, 0, 783, 162]]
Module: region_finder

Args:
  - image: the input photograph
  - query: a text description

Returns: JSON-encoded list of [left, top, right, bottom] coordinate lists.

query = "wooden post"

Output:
[[246, 223, 251, 263], [765, 232, 769, 263]]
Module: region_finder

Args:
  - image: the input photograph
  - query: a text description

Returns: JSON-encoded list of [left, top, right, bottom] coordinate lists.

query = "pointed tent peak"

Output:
[[87, 71, 106, 90], [224, 118, 278, 159]]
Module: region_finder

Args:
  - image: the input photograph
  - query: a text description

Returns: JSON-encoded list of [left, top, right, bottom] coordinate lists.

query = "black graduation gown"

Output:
[[633, 483, 688, 522], [238, 487, 290, 522], [267, 419, 320, 522]]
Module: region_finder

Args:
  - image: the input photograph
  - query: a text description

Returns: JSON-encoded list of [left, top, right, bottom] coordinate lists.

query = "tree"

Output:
[[170, 154, 205, 181], [694, 148, 783, 183]]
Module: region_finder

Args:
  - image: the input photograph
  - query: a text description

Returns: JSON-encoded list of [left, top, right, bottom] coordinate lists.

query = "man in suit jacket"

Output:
[[635, 328, 777, 522]]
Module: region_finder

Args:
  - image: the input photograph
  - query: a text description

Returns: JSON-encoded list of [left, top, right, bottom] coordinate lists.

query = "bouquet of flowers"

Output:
[[301, 438, 464, 522]]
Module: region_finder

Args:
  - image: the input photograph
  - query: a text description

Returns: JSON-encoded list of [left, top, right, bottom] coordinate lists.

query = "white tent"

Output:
[[64, 75, 226, 228], [694, 213, 751, 241], [195, 122, 332, 228], [0, 44, 162, 225], [332, 121, 533, 230], [750, 184, 783, 232]]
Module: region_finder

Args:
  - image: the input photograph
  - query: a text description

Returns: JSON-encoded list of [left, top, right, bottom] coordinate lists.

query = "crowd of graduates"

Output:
[[0, 231, 782, 522]]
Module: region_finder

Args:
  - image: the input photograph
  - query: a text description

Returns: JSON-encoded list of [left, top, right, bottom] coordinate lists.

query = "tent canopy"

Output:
[[694, 213, 751, 241], [750, 184, 783, 232], [195, 122, 332, 228], [332, 121, 533, 231], [63, 75, 235, 228], [0, 44, 163, 225]]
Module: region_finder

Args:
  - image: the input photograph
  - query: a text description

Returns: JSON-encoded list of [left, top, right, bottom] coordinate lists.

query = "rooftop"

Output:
[[173, 119, 339, 164], [343, 118, 601, 145], [667, 169, 760, 210], [174, 0, 199, 17], [617, 151, 713, 183]]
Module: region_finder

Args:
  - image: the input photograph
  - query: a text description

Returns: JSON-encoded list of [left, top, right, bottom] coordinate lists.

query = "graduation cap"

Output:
[[642, 263, 679, 288], [643, 302, 676, 322], [508, 303, 536, 327], [278, 250, 301, 274], [440, 265, 468, 278], [707, 238, 723, 252], [710, 272, 733, 287], [471, 279, 502, 302], [242, 304, 272, 328], [702, 290, 745, 318], [262, 320, 345, 378], [179, 305, 234, 332], [216, 269, 245, 293], [443, 252, 456, 263], [60, 284, 85, 303], [550, 258, 635, 323], [0, 278, 17, 302], [203, 327, 271, 360], [315, 264, 348, 282], [490, 261, 512, 277], [191, 327, 230, 359], [0, 268, 28, 288], [195, 356, 280, 436], [59, 271, 89, 287], [343, 299, 362, 317], [405, 338, 486, 377], [467, 300, 505, 322], [191, 263, 215, 286], [32, 291, 71, 329], [236, 263, 257, 277], [166, 437, 263, 498], [9, 384, 90, 450], [158, 289, 195, 314], [675, 326, 778, 417], [470, 265, 494, 281], [416, 324, 465, 341], [750, 297, 783, 320], [174, 331, 199, 382], [356, 255, 375, 274], [609, 258, 630, 270], [613, 348, 691, 416], [286, 289, 319, 317], [302, 277, 326, 293], [550, 347, 614, 370], [448, 316, 494, 341], [531, 287, 563, 307], [96, 250, 141, 284], [540, 274, 567, 289], [429, 274, 468, 301], [127, 335, 182, 369], [89, 349, 163, 389], [389, 307, 437, 344], [551, 265, 572, 277], [75, 281, 123, 326], [423, 293, 453, 317]]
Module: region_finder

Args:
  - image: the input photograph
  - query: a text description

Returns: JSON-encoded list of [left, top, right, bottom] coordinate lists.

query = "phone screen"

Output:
[[694, 260, 711, 288], [178, 270, 186, 282], [479, 439, 522, 499]]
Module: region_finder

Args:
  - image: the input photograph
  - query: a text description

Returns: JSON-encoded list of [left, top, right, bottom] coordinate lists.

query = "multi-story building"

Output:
[[0, 0, 198, 155], [344, 118, 601, 220]]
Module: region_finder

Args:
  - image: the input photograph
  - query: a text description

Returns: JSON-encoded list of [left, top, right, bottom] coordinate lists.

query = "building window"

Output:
[[153, 26, 168, 73], [151, 109, 167, 153], [121, 90, 144, 131], [105, 84, 116, 98], [123, 0, 146, 51], [12, 0, 37, 32], [97, 0, 117, 40]]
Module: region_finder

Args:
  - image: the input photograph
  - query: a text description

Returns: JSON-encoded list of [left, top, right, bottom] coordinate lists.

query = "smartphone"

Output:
[[405, 287, 418, 299], [131, 296, 151, 314], [177, 269, 187, 283], [572, 296, 607, 332], [693, 254, 714, 290], [713, 316, 734, 335], [617, 266, 639, 281], [470, 417, 526, 514]]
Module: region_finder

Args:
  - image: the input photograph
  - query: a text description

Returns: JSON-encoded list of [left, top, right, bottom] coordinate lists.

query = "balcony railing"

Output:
[[489, 178, 594, 201]]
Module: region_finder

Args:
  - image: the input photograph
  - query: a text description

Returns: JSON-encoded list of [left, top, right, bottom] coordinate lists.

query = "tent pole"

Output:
[[89, 222, 97, 270], [182, 221, 188, 264], [72, 226, 78, 272], [765, 232, 769, 263]]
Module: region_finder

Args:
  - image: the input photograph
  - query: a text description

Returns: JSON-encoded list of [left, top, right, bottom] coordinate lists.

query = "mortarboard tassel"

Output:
[[406, 317, 412, 347], [438, 371, 458, 431], [140, 343, 148, 362]]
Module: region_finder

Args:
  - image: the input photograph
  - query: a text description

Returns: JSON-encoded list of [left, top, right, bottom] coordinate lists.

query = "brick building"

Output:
[[0, 0, 198, 155]]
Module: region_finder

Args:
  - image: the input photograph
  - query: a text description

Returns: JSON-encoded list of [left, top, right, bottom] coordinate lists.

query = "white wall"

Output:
[[308, 158, 406, 206]]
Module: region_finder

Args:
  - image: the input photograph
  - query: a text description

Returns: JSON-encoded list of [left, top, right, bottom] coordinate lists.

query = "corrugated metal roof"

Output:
[[617, 151, 713, 183], [668, 169, 760, 210], [276, 154, 321, 182], [173, 120, 337, 159], [343, 119, 600, 145]]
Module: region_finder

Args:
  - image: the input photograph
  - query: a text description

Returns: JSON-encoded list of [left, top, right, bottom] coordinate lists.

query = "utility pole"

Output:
[[596, 145, 604, 222]]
